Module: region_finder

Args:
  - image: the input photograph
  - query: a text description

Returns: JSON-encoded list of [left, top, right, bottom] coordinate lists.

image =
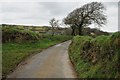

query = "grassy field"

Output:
[[69, 32, 120, 78], [2, 35, 72, 78]]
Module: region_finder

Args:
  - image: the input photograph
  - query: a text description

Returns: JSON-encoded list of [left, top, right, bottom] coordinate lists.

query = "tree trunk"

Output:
[[78, 27, 82, 35], [71, 25, 76, 36], [78, 21, 83, 35], [71, 28, 75, 36], [52, 26, 54, 36], [78, 24, 82, 35]]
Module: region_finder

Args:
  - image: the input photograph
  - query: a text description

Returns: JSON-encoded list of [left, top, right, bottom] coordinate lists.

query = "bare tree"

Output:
[[63, 2, 107, 35], [49, 18, 59, 36], [55, 20, 60, 30]]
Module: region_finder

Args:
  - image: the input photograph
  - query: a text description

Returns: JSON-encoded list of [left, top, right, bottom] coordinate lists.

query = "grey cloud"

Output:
[[36, 2, 78, 18], [1, 2, 119, 32]]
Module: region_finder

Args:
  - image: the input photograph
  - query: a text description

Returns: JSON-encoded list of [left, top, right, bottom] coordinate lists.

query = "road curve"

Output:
[[7, 41, 77, 78]]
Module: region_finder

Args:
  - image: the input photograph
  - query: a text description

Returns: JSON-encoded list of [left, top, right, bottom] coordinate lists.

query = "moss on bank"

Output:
[[69, 32, 120, 78]]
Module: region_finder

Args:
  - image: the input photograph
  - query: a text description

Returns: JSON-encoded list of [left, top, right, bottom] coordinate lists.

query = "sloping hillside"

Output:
[[69, 32, 120, 78]]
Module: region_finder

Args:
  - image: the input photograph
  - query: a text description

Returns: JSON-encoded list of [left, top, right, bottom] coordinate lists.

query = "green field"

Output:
[[69, 32, 120, 78]]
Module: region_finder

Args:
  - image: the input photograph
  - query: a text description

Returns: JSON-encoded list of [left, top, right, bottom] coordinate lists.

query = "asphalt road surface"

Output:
[[8, 41, 77, 78]]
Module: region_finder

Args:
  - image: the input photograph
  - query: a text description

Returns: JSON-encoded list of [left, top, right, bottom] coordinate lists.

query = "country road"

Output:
[[7, 41, 77, 78]]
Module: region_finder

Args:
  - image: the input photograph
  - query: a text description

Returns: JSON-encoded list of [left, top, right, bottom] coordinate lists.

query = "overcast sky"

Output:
[[0, 0, 119, 32]]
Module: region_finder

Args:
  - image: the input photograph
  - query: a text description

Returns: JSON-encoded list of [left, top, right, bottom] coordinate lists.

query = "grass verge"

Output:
[[2, 35, 72, 78]]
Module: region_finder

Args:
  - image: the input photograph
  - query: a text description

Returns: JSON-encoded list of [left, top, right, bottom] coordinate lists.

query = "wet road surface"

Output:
[[7, 41, 76, 78]]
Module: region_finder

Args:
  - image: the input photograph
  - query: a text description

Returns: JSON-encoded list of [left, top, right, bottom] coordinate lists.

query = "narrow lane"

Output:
[[8, 41, 76, 78]]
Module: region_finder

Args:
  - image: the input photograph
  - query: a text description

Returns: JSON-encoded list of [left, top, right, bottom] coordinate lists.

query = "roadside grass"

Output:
[[2, 35, 72, 78], [69, 32, 120, 78]]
